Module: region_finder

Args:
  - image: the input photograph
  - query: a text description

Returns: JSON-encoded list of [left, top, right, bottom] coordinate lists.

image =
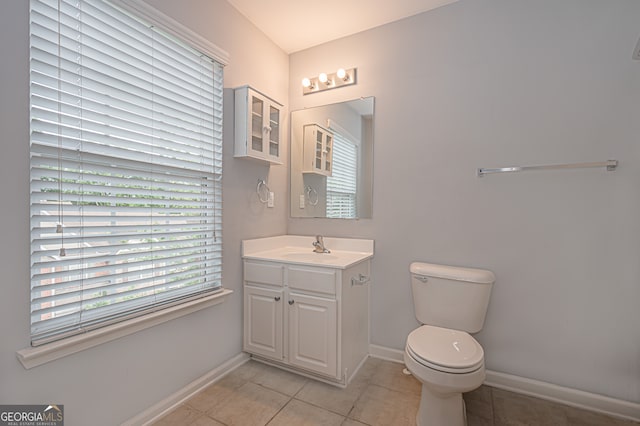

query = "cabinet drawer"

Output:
[[245, 261, 284, 286], [288, 265, 336, 295]]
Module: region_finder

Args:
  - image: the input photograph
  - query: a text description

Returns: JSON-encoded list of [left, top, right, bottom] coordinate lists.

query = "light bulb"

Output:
[[319, 73, 328, 84], [336, 68, 346, 80], [301, 77, 311, 88]]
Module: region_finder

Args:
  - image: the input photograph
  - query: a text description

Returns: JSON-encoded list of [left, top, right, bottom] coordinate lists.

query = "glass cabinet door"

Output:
[[269, 105, 280, 157], [324, 134, 332, 174], [315, 130, 323, 170], [251, 95, 264, 153]]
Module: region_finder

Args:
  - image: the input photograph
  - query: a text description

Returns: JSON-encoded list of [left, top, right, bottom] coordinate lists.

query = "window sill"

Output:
[[16, 289, 233, 369]]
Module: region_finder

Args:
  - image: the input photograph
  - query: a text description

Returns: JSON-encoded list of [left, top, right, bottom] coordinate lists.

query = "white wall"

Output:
[[288, 0, 640, 403], [0, 1, 288, 424]]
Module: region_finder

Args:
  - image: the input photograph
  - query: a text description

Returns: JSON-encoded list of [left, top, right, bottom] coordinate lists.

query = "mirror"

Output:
[[290, 97, 374, 219]]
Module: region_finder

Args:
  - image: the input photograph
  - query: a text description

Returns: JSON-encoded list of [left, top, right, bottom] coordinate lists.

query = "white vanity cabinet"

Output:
[[302, 124, 333, 176], [242, 258, 370, 386], [234, 86, 283, 164]]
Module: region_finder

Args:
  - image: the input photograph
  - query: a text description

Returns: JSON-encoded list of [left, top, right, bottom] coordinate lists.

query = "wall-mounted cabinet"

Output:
[[303, 124, 333, 176], [234, 86, 283, 164]]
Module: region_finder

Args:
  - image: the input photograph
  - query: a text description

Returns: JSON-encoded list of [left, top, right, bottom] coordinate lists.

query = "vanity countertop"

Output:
[[242, 235, 374, 269]]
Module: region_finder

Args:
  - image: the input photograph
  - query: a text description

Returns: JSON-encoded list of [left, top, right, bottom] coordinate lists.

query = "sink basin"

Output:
[[242, 236, 374, 269], [282, 252, 339, 261]]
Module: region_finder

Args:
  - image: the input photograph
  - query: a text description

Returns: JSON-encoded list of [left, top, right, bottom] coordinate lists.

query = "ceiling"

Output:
[[226, 0, 459, 54]]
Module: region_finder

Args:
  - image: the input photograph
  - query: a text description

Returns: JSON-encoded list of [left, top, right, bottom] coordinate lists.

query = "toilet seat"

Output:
[[406, 325, 484, 374]]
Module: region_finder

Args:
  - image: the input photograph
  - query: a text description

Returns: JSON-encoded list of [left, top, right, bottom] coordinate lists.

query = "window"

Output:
[[29, 0, 224, 346], [326, 130, 358, 219]]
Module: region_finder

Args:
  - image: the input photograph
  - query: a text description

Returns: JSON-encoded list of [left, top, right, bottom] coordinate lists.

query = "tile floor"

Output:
[[152, 358, 639, 426]]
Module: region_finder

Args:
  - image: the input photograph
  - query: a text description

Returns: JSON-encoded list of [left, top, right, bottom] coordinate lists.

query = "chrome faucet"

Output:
[[312, 235, 330, 253]]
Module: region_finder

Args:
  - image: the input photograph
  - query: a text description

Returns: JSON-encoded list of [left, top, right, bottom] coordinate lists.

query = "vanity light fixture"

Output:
[[302, 67, 357, 95]]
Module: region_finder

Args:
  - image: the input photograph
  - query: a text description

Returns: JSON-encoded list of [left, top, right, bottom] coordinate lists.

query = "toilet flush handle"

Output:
[[416, 275, 428, 283]]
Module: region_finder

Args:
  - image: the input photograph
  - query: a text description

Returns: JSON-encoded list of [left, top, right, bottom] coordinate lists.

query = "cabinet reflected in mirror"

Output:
[[290, 97, 374, 219]]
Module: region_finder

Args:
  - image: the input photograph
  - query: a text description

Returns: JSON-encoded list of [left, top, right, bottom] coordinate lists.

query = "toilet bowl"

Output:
[[405, 262, 495, 426], [404, 325, 485, 426]]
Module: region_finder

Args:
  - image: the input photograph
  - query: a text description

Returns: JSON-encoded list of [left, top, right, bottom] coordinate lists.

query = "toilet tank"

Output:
[[410, 262, 495, 333]]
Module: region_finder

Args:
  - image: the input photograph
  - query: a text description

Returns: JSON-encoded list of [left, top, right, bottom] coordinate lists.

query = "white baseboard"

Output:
[[369, 344, 640, 422], [484, 370, 640, 422], [122, 352, 250, 426], [369, 344, 405, 363]]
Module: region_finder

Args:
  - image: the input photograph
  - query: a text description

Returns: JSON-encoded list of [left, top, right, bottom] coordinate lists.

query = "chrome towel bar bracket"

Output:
[[351, 274, 371, 286]]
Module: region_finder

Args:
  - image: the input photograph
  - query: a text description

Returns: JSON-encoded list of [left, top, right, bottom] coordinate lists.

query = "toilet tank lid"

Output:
[[410, 262, 495, 284]]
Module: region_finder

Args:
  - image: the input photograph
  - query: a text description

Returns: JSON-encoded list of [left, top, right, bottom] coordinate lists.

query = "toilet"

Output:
[[404, 262, 495, 426]]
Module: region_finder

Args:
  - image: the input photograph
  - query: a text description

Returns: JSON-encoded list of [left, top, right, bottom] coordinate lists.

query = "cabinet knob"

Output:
[[288, 299, 295, 305], [274, 296, 280, 301]]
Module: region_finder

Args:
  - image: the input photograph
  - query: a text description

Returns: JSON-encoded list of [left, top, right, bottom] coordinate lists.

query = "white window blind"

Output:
[[326, 130, 358, 219], [29, 0, 223, 345]]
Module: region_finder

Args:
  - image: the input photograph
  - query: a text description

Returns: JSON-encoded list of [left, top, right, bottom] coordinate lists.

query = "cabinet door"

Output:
[[249, 92, 266, 155], [268, 103, 281, 158], [244, 286, 283, 360], [323, 132, 333, 175], [315, 128, 324, 172], [288, 292, 337, 377]]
